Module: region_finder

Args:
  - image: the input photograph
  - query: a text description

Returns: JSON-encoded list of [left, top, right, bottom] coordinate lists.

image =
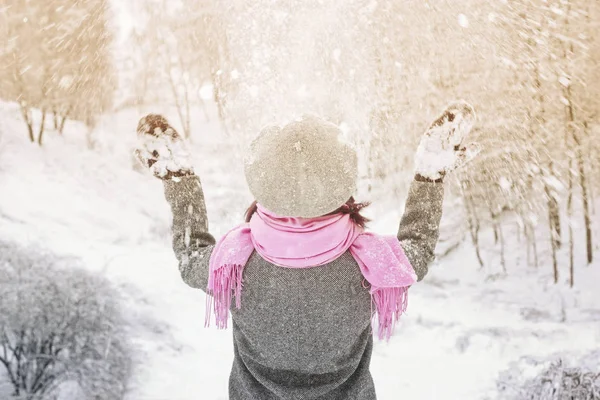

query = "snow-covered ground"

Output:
[[1, 101, 599, 399]]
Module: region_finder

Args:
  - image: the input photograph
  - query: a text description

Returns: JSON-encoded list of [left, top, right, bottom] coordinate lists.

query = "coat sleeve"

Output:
[[397, 179, 444, 281], [163, 175, 216, 291]]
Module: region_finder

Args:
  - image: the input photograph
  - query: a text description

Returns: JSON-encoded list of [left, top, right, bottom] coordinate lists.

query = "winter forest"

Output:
[[0, 0, 599, 399]]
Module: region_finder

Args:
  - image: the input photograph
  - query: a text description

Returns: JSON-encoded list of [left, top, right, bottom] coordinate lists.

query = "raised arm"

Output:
[[164, 176, 215, 290], [135, 114, 215, 291], [399, 101, 480, 281], [397, 177, 444, 281]]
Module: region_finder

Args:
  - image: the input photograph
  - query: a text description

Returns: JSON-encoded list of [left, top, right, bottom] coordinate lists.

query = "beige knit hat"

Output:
[[244, 115, 358, 218]]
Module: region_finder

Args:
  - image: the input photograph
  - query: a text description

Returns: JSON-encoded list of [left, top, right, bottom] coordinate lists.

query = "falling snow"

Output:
[[457, 13, 469, 28], [0, 0, 599, 399]]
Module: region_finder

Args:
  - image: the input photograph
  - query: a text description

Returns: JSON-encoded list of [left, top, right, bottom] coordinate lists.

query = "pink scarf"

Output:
[[206, 205, 417, 340]]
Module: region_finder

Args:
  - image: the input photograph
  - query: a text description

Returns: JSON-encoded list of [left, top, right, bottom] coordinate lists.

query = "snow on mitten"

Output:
[[134, 114, 194, 180], [414, 100, 481, 181]]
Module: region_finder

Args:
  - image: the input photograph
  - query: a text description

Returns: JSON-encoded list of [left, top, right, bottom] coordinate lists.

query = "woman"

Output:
[[135, 102, 478, 400]]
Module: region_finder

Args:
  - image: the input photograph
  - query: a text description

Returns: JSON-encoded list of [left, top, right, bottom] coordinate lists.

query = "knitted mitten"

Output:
[[134, 114, 194, 180], [414, 100, 481, 181]]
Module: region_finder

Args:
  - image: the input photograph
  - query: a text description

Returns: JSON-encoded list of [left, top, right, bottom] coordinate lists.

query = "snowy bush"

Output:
[[0, 241, 132, 400], [496, 353, 600, 400]]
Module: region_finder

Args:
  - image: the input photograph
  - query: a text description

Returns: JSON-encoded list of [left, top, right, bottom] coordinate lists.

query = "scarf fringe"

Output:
[[206, 264, 409, 340], [205, 264, 245, 329], [205, 265, 410, 339], [371, 286, 409, 341]]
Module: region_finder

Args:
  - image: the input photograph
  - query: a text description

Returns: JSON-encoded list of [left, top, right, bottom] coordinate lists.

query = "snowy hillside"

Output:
[[1, 101, 599, 400]]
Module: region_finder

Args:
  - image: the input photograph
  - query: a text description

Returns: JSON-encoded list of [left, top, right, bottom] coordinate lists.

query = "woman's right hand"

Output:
[[134, 114, 195, 180]]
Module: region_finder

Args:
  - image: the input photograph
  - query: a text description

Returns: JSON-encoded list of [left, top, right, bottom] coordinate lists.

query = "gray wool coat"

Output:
[[163, 176, 444, 400]]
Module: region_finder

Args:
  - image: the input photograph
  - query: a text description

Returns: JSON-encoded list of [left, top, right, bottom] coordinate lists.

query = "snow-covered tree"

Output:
[[120, 0, 223, 138], [0, 0, 115, 144], [452, 0, 599, 283], [0, 241, 132, 399]]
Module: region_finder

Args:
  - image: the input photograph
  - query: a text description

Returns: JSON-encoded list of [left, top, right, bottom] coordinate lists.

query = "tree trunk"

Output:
[[57, 107, 71, 134], [212, 71, 226, 123], [184, 84, 191, 140], [19, 103, 35, 143], [493, 222, 499, 245], [52, 110, 61, 132], [545, 174, 562, 246], [471, 223, 484, 269], [466, 203, 484, 268], [498, 221, 506, 273], [551, 199, 561, 248], [526, 224, 531, 267], [549, 220, 559, 284], [568, 223, 574, 287], [532, 225, 539, 269], [564, 88, 574, 286], [589, 165, 596, 215], [545, 184, 560, 284], [525, 222, 539, 268], [567, 155, 574, 287], [580, 121, 593, 264], [461, 179, 484, 268], [58, 115, 67, 134], [37, 110, 46, 146]]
